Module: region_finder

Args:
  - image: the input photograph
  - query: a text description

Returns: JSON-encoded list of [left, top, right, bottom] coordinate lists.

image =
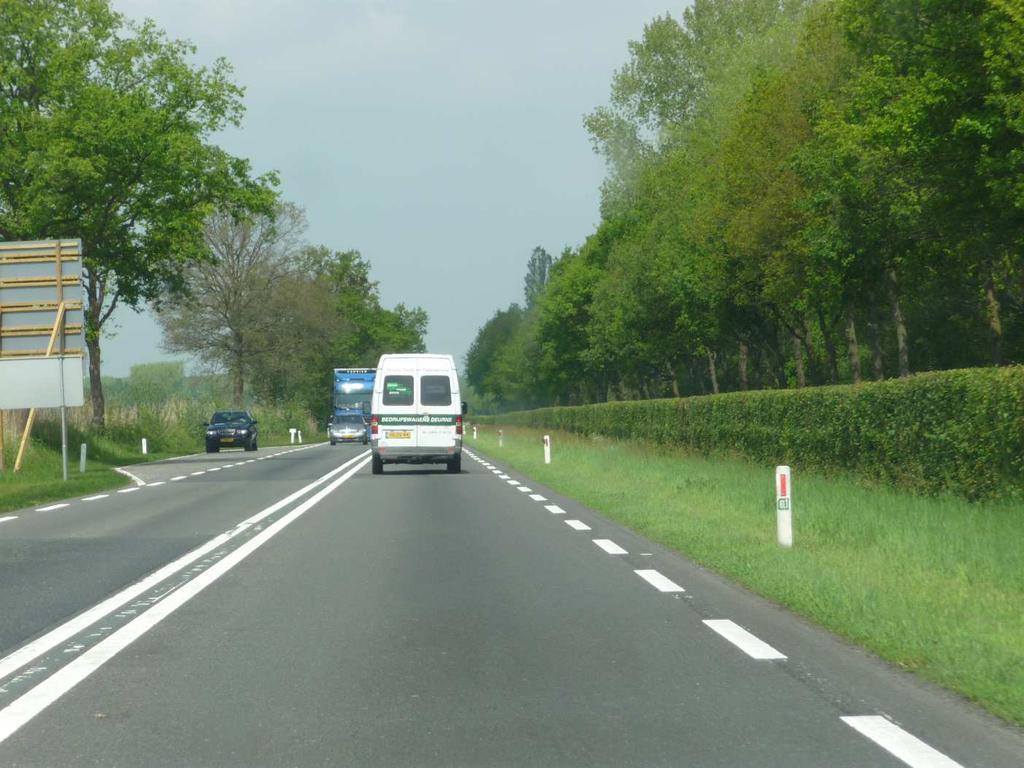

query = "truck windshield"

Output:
[[334, 393, 370, 412]]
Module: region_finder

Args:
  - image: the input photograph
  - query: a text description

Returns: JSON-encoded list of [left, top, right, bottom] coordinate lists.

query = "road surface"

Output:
[[0, 442, 1020, 766]]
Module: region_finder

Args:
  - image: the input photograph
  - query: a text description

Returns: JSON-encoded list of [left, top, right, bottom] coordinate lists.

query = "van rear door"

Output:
[[378, 366, 417, 451], [416, 367, 457, 451]]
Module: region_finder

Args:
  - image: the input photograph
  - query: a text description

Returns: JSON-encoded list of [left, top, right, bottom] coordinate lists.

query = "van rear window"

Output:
[[382, 375, 414, 406], [420, 375, 452, 406]]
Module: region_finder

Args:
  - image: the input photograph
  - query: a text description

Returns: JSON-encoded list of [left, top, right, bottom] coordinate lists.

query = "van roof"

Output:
[[377, 353, 456, 365]]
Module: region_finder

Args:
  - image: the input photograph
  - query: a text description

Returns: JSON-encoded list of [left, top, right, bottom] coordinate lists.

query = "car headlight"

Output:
[[237, 429, 248, 435], [206, 430, 216, 436]]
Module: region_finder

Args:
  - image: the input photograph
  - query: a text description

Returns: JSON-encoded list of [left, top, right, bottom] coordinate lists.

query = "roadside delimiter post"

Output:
[[776, 465, 792, 548]]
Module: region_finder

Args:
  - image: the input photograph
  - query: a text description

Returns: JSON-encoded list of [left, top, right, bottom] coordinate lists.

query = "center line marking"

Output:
[[207, 467, 222, 472], [190, 471, 205, 476], [36, 503, 69, 512], [545, 504, 566, 514], [146, 481, 165, 487], [170, 476, 186, 481], [703, 620, 786, 660], [82, 494, 108, 501], [841, 716, 965, 768], [593, 539, 628, 555], [117, 488, 139, 494], [564, 519, 591, 531], [529, 494, 547, 501], [634, 569, 685, 593]]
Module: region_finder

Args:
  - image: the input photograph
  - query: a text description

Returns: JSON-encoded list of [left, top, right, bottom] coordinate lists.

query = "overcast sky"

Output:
[[102, 0, 679, 377]]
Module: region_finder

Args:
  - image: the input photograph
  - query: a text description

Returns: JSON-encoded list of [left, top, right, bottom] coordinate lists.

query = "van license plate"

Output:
[[387, 430, 411, 439]]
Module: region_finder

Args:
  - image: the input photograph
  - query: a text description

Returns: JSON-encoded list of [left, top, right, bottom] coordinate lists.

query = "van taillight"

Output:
[[370, 416, 379, 436], [456, 415, 463, 435]]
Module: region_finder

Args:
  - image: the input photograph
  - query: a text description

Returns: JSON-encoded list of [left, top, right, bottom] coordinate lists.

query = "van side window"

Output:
[[420, 375, 452, 406], [382, 375, 414, 406]]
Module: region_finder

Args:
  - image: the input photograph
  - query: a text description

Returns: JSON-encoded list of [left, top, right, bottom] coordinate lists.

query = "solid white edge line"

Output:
[[529, 494, 547, 501], [634, 569, 685, 593], [0, 451, 370, 686], [81, 494, 108, 501], [703, 620, 786, 660], [0, 516, 18, 523], [593, 539, 628, 555], [545, 505, 566, 514], [564, 519, 591, 531], [841, 716, 965, 768], [114, 467, 145, 487], [0, 454, 373, 745], [35, 503, 69, 512]]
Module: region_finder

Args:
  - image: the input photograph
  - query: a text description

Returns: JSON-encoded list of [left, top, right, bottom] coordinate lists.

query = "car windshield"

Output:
[[336, 415, 365, 426], [211, 411, 250, 424]]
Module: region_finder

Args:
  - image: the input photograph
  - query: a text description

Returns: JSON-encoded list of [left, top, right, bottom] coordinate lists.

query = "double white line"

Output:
[[0, 451, 370, 745]]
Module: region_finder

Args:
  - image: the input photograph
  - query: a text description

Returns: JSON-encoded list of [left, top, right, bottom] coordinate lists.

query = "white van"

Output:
[[370, 353, 466, 474]]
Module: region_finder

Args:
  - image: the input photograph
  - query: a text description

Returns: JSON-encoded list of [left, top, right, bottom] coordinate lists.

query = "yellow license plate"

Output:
[[221, 437, 234, 443], [387, 430, 411, 439]]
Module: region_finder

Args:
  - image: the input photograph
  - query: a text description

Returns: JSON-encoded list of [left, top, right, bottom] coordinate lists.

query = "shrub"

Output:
[[479, 366, 1024, 501]]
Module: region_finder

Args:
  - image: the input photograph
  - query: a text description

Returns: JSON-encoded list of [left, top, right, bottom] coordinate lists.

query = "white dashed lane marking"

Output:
[[529, 494, 547, 501], [36, 504, 69, 512], [117, 488, 139, 494], [507, 480, 520, 486], [191, 471, 205, 476], [498, 474, 510, 480], [82, 494, 108, 501], [593, 539, 628, 555], [146, 481, 166, 487], [517, 486, 532, 493], [634, 569, 685, 593], [564, 519, 591, 531], [0, 516, 18, 524], [703, 620, 786, 660], [545, 505, 566, 515], [170, 476, 186, 482], [841, 716, 965, 768]]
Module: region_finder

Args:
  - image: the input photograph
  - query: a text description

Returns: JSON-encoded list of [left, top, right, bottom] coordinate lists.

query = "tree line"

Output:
[[0, 0, 425, 426], [466, 0, 1024, 411]]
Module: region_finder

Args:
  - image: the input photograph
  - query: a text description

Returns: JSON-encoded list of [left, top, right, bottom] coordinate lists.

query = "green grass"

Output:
[[469, 424, 1024, 726]]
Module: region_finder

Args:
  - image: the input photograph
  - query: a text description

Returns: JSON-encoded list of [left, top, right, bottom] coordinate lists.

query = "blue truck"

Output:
[[329, 367, 375, 445]]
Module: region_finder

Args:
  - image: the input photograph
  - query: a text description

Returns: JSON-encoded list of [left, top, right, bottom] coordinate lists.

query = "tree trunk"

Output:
[[232, 364, 244, 406], [867, 306, 885, 381], [802, 317, 820, 384], [844, 303, 862, 384], [816, 309, 839, 384], [666, 363, 681, 398], [887, 268, 910, 377], [86, 326, 105, 429], [738, 342, 749, 391], [707, 350, 719, 395], [984, 276, 1003, 366], [793, 335, 806, 388]]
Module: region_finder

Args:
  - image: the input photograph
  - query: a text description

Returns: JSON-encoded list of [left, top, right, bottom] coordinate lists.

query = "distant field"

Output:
[[469, 425, 1024, 726]]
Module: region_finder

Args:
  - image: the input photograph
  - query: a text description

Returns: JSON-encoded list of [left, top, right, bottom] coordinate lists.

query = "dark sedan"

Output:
[[205, 411, 258, 453]]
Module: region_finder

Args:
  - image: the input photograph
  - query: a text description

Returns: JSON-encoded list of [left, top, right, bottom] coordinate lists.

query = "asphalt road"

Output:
[[0, 442, 1020, 766]]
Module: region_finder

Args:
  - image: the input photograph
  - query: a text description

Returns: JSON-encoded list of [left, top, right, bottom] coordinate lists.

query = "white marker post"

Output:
[[79, 443, 87, 473], [776, 465, 792, 548], [141, 438, 148, 455], [289, 428, 297, 444], [297, 430, 303, 444], [498, 429, 504, 448], [543, 434, 551, 464], [473, 425, 478, 440]]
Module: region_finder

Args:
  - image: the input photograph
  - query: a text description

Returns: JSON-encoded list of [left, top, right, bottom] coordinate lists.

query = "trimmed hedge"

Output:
[[478, 366, 1024, 501]]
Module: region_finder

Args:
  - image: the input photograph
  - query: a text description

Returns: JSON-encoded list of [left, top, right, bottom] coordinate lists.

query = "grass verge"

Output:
[[469, 424, 1024, 726]]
